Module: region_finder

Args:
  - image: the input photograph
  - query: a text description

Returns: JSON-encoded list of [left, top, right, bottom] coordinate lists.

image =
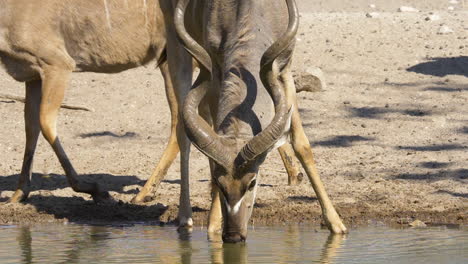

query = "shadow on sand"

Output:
[[0, 173, 145, 194], [407, 56, 468, 77]]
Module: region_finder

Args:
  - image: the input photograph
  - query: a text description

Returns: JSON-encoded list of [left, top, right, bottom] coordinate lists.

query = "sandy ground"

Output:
[[0, 1, 467, 227]]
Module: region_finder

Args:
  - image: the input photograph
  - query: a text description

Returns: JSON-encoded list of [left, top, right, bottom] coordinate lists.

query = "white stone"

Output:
[[398, 6, 420, 12], [369, 4, 376, 9], [366, 12, 380, 18], [448, 6, 455, 11], [425, 14, 441, 21], [438, 25, 454, 34]]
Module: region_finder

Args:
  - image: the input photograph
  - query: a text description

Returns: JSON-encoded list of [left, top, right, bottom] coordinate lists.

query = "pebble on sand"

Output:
[[366, 12, 380, 18], [398, 6, 420, 12], [425, 14, 441, 21], [438, 25, 454, 34]]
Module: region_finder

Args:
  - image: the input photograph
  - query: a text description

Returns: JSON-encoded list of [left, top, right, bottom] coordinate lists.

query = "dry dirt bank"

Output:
[[0, 1, 467, 227]]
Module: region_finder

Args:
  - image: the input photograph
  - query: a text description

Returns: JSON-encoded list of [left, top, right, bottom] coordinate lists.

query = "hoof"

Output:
[[177, 217, 194, 240], [8, 190, 29, 203], [130, 194, 153, 204], [323, 217, 348, 234], [323, 210, 348, 234], [208, 226, 222, 235], [177, 225, 193, 240], [329, 222, 348, 234], [177, 217, 193, 229], [91, 191, 113, 204]]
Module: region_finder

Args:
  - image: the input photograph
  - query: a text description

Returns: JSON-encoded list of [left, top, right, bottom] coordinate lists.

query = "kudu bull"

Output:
[[174, 0, 347, 242], [0, 0, 302, 206]]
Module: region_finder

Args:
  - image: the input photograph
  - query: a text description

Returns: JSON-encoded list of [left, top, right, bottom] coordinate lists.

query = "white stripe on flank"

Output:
[[143, 0, 148, 26], [103, 0, 112, 29]]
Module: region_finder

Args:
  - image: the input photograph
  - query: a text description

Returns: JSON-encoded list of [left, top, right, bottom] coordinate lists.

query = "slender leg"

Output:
[[208, 182, 223, 234], [164, 15, 194, 228], [278, 143, 303, 185], [132, 61, 180, 203], [9, 80, 41, 203], [38, 67, 109, 203], [176, 119, 192, 228], [281, 67, 347, 234], [196, 100, 223, 235]]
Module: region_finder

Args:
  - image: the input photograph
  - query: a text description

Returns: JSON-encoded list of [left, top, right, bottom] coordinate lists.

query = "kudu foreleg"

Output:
[[176, 115, 193, 228], [8, 81, 42, 202], [282, 69, 347, 234], [199, 102, 223, 235], [38, 67, 109, 203], [132, 62, 180, 203]]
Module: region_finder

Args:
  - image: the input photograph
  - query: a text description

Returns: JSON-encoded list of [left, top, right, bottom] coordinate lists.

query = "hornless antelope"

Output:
[[0, 0, 303, 206], [0, 0, 168, 202], [172, 0, 347, 242]]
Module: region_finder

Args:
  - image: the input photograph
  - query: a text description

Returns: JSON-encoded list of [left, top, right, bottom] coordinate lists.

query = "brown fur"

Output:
[[0, 0, 168, 203], [0, 0, 166, 81]]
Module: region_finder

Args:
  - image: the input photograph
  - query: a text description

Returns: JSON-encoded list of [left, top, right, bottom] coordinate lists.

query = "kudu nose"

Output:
[[222, 232, 246, 243]]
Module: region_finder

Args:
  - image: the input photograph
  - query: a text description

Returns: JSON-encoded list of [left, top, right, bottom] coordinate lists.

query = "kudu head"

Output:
[[175, 0, 299, 243]]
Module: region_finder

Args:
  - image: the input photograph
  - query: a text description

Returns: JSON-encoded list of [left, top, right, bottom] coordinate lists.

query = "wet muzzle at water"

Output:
[[222, 232, 246, 243]]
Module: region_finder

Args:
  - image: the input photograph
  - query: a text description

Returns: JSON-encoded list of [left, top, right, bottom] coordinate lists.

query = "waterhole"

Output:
[[0, 224, 466, 263]]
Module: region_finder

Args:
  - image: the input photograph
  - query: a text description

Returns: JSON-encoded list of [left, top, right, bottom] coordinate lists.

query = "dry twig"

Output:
[[0, 93, 94, 112]]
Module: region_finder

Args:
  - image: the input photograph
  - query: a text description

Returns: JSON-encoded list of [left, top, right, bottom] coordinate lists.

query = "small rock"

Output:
[[438, 25, 454, 34], [369, 4, 376, 9], [398, 6, 420, 12], [409, 219, 427, 227], [366, 12, 380, 18], [425, 14, 441, 21], [448, 6, 455, 11], [294, 67, 326, 93]]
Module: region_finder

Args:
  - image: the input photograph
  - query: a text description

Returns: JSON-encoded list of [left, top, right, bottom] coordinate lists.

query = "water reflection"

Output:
[[59, 226, 110, 264], [178, 228, 193, 264], [320, 233, 345, 264], [16, 226, 110, 264], [2, 224, 466, 264], [208, 234, 248, 264], [17, 227, 32, 264], [203, 228, 343, 264]]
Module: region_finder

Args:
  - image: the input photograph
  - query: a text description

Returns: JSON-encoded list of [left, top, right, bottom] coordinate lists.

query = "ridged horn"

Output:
[[238, 0, 299, 163], [175, 0, 233, 168]]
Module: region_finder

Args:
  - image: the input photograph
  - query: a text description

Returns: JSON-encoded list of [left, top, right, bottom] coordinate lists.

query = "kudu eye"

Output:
[[248, 179, 257, 191]]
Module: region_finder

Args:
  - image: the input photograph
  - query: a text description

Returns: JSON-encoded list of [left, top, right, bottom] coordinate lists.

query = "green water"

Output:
[[0, 224, 466, 263]]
